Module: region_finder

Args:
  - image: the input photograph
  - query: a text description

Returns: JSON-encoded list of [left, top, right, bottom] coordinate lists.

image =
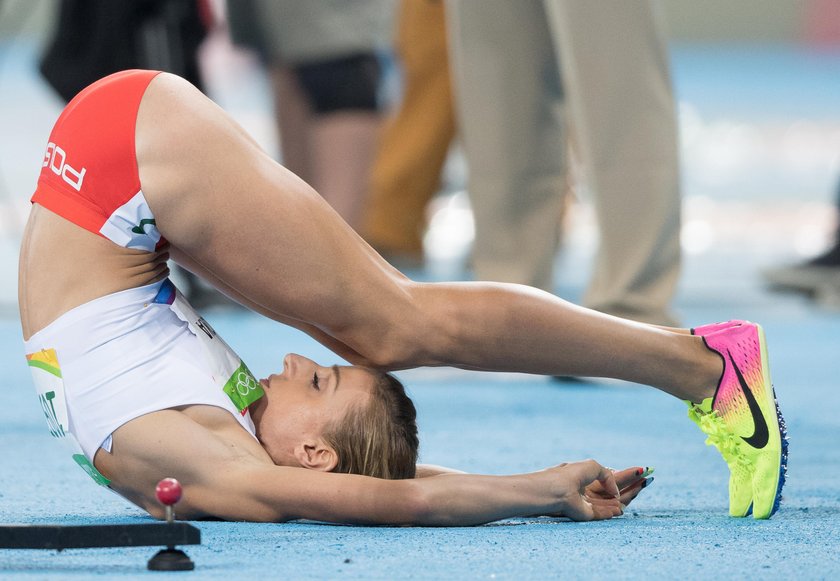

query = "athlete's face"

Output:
[[249, 353, 374, 470]]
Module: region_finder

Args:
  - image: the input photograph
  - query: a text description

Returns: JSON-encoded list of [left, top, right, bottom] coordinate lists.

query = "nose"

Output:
[[283, 353, 317, 376]]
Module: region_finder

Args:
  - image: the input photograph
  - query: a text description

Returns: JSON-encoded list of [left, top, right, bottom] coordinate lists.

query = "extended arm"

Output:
[[414, 463, 651, 514], [97, 406, 622, 526], [195, 458, 622, 525]]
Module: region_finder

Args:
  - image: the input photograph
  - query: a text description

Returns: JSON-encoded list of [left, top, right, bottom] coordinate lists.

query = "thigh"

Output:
[[135, 74, 424, 363], [170, 248, 367, 364]]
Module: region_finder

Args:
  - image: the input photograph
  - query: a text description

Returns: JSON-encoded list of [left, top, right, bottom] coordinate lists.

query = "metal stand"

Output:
[[0, 522, 200, 571], [148, 547, 195, 571]]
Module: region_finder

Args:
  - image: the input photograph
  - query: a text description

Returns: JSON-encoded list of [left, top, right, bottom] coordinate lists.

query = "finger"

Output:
[[615, 466, 649, 492], [619, 476, 654, 506], [572, 497, 621, 521], [613, 466, 646, 490], [588, 493, 627, 509], [587, 497, 622, 513], [589, 497, 623, 520], [589, 461, 620, 498], [619, 480, 643, 506], [614, 466, 654, 489], [589, 466, 652, 499]]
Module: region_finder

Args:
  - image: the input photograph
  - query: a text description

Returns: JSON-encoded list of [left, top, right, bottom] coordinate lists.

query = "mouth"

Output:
[[259, 378, 269, 389]]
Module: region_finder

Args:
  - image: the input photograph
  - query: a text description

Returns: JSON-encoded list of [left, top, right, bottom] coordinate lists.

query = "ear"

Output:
[[294, 439, 338, 472]]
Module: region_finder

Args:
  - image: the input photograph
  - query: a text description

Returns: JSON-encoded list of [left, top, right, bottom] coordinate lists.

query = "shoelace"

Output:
[[688, 404, 754, 468]]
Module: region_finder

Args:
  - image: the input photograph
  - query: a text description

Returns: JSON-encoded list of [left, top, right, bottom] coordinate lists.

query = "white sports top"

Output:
[[24, 279, 263, 486]]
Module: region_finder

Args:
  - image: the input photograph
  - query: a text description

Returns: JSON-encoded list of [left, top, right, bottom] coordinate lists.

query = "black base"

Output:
[[0, 523, 200, 550], [148, 548, 195, 571]]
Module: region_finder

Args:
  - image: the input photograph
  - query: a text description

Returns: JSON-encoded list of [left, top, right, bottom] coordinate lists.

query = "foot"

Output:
[[687, 322, 788, 519], [690, 320, 746, 336]]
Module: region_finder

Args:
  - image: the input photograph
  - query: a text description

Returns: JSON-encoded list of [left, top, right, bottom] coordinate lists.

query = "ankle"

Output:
[[689, 337, 723, 403], [660, 335, 723, 402]]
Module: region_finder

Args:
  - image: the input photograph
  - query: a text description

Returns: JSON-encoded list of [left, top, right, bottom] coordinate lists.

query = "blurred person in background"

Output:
[[763, 176, 840, 304], [446, 0, 682, 326], [362, 0, 456, 269], [227, 0, 395, 231], [39, 0, 211, 103]]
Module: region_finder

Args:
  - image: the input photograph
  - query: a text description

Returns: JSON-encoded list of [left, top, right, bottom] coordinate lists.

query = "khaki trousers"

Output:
[[363, 0, 457, 257], [446, 0, 682, 325]]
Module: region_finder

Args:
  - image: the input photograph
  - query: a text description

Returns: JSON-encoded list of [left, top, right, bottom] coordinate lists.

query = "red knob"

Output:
[[155, 478, 182, 506]]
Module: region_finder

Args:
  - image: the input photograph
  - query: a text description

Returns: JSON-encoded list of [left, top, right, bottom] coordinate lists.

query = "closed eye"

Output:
[[312, 372, 320, 390]]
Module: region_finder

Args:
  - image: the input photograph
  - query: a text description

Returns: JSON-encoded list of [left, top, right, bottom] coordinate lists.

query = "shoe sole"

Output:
[[771, 396, 789, 517], [755, 324, 788, 519]]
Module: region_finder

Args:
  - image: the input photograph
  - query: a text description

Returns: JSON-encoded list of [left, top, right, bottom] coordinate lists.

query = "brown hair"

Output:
[[323, 369, 418, 479]]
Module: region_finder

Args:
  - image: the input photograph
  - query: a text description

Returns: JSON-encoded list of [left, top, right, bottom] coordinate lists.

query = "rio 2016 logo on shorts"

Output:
[[43, 142, 86, 191]]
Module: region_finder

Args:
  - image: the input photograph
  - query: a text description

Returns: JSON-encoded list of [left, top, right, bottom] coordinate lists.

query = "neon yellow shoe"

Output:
[[687, 322, 788, 519]]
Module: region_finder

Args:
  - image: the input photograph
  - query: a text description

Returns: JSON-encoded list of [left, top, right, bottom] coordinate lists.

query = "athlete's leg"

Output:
[[171, 249, 366, 364], [137, 73, 720, 402], [138, 73, 432, 369]]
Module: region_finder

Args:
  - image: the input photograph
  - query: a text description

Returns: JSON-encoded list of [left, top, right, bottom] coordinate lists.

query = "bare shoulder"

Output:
[[94, 407, 277, 520]]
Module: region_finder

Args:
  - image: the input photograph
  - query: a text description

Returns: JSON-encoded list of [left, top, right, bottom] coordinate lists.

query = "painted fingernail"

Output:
[[636, 468, 643, 476], [641, 467, 655, 478], [642, 476, 654, 488]]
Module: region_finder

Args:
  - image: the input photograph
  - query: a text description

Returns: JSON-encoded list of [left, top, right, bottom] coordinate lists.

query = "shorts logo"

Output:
[[130, 218, 157, 234], [43, 142, 86, 192], [195, 317, 215, 339], [38, 390, 66, 438]]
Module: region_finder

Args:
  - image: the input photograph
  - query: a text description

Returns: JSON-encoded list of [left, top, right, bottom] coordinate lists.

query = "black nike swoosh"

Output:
[[728, 349, 769, 449]]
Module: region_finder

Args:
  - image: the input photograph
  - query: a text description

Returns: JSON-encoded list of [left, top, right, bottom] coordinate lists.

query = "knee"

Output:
[[349, 284, 462, 369]]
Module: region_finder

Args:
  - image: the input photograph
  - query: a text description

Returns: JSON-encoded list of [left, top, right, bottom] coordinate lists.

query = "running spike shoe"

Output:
[[690, 320, 746, 336], [687, 322, 788, 519]]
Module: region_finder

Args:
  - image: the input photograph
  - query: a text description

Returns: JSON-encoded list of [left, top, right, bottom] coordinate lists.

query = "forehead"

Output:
[[338, 366, 377, 393]]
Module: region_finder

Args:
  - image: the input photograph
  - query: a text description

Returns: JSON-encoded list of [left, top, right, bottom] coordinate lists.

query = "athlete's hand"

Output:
[[536, 465, 652, 520], [586, 466, 653, 509], [541, 460, 622, 521]]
